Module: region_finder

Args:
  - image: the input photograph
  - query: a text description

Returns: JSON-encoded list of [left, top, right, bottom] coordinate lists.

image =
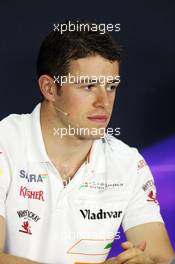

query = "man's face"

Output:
[[53, 54, 119, 140]]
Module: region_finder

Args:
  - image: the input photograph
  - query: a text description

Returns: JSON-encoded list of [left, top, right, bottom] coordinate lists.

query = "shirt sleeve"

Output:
[[0, 147, 11, 218], [122, 151, 164, 232]]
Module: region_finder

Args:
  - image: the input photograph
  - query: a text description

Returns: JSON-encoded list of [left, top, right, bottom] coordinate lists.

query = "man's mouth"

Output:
[[87, 115, 108, 123]]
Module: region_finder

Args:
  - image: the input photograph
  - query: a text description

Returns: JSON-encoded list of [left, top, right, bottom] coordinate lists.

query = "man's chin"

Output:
[[67, 126, 106, 140], [75, 133, 105, 141]]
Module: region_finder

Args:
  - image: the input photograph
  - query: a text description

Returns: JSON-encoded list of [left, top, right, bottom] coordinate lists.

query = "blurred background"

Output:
[[0, 0, 175, 258]]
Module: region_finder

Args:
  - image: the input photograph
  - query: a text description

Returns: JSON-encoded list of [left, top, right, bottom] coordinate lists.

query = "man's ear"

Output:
[[38, 75, 57, 102]]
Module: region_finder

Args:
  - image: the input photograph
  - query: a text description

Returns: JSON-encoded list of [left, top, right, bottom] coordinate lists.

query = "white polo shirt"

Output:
[[0, 103, 163, 264]]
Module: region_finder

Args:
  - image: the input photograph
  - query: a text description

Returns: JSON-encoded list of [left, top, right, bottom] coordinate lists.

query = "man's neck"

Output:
[[40, 102, 93, 177]]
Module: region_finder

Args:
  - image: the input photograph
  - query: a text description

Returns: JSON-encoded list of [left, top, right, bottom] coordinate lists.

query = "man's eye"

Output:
[[83, 84, 96, 90], [106, 84, 118, 91]]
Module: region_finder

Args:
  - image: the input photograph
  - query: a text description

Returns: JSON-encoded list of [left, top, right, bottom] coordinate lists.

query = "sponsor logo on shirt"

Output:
[[137, 159, 147, 170], [104, 242, 113, 249], [19, 186, 45, 201], [17, 210, 40, 222], [146, 190, 158, 204], [80, 209, 123, 220], [79, 181, 124, 191], [19, 169, 48, 183], [142, 179, 154, 191], [17, 210, 41, 235], [67, 237, 115, 257], [142, 179, 158, 204], [19, 221, 32, 235]]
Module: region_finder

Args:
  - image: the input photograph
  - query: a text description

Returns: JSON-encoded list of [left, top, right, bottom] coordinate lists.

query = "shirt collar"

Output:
[[27, 103, 50, 162]]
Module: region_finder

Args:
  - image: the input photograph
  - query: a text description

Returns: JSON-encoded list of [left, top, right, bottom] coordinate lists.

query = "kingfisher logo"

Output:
[[80, 209, 123, 220], [19, 186, 45, 201], [19, 169, 48, 183]]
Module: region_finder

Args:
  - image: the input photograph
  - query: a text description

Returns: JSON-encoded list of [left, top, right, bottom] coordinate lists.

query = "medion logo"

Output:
[[80, 209, 123, 220]]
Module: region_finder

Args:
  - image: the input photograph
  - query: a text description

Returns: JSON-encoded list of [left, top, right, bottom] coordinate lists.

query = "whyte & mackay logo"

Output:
[[17, 210, 40, 235], [142, 179, 158, 204]]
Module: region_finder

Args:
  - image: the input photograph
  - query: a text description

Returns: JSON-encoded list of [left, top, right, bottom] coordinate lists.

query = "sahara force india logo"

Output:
[[17, 210, 40, 235]]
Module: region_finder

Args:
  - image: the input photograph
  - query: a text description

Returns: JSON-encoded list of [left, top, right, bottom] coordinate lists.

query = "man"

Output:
[[0, 21, 174, 264]]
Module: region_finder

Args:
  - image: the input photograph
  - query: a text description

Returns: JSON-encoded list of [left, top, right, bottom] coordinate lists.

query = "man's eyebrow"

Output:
[[107, 79, 120, 84], [74, 77, 120, 84], [74, 78, 97, 84]]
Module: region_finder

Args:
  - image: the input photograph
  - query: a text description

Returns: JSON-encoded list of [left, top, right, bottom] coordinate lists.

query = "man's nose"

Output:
[[93, 88, 109, 108]]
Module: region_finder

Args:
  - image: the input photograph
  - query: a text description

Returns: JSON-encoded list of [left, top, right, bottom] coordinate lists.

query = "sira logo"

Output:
[[80, 209, 123, 220], [19, 169, 48, 183]]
